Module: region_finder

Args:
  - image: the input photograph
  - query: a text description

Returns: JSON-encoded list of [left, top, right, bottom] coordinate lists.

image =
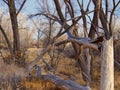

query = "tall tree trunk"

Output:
[[101, 37, 114, 90], [8, 0, 20, 54]]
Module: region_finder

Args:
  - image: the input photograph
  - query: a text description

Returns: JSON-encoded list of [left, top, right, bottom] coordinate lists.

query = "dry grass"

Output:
[[0, 60, 25, 90], [21, 77, 56, 90], [24, 47, 120, 90], [0, 44, 120, 90], [25, 48, 42, 62]]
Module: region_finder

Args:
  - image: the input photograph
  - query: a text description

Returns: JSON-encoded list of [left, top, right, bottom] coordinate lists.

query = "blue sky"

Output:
[[0, 0, 119, 16], [23, 0, 38, 15], [0, 0, 38, 15], [0, 0, 94, 15]]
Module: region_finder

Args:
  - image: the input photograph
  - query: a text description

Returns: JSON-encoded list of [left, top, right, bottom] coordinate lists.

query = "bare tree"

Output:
[[8, 0, 20, 53], [2, 0, 26, 54]]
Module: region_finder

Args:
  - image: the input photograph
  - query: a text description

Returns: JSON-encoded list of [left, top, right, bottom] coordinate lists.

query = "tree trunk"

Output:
[[8, 0, 20, 53], [101, 37, 114, 90]]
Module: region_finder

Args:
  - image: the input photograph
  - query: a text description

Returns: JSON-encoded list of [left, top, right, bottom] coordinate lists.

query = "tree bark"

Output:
[[8, 0, 20, 53], [101, 37, 114, 90]]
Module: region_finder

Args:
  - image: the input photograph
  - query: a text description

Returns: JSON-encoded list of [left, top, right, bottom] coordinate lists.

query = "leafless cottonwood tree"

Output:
[[27, 0, 120, 89], [1, 0, 26, 55]]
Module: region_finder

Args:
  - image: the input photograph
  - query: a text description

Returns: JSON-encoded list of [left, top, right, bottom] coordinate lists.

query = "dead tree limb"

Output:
[[26, 45, 53, 75]]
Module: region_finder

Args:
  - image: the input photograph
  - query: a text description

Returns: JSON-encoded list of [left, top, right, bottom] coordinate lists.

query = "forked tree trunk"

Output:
[[101, 37, 114, 90]]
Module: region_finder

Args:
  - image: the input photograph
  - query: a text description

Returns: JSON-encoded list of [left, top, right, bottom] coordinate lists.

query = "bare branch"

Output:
[[3, 0, 8, 5], [57, 10, 94, 38], [42, 58, 54, 72], [113, 0, 115, 7], [105, 0, 108, 17], [32, 10, 94, 40], [77, 0, 88, 37], [0, 25, 13, 55], [54, 0, 65, 22], [16, 0, 26, 16], [68, 0, 75, 23], [86, 0, 91, 11], [29, 13, 60, 23], [55, 37, 99, 51], [26, 45, 53, 75], [109, 0, 120, 35], [82, 0, 84, 7], [64, 0, 73, 20]]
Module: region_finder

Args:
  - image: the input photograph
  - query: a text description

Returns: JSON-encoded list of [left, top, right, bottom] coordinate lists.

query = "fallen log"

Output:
[[28, 74, 91, 90]]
